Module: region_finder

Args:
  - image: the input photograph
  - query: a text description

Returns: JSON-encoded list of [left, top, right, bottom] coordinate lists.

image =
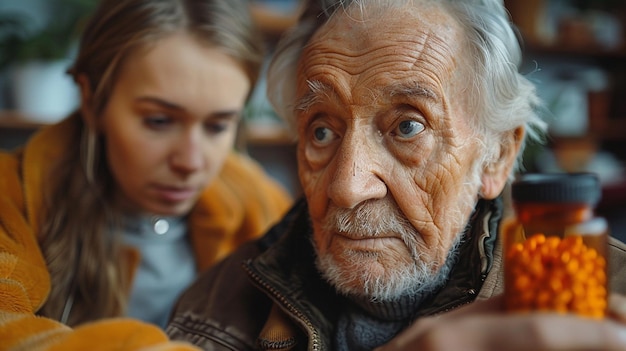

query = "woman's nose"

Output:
[[170, 132, 205, 174]]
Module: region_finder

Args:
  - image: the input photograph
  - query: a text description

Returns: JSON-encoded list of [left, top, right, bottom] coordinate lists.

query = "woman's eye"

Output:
[[395, 120, 424, 138], [204, 121, 230, 134], [144, 115, 173, 129], [312, 126, 336, 144]]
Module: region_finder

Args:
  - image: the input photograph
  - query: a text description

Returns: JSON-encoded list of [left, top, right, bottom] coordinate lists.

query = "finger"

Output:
[[609, 293, 626, 323], [378, 313, 626, 351]]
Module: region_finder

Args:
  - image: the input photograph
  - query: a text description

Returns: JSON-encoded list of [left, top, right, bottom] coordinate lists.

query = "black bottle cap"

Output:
[[512, 173, 601, 205]]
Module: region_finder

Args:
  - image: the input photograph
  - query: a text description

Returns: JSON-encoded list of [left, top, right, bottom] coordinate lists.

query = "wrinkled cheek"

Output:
[[419, 195, 469, 255], [433, 191, 478, 253], [419, 232, 453, 266], [311, 224, 332, 257], [299, 169, 315, 198], [401, 226, 444, 269], [299, 170, 328, 220], [421, 221, 456, 260]]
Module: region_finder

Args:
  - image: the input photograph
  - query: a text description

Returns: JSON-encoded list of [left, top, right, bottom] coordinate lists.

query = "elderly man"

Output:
[[166, 0, 626, 350]]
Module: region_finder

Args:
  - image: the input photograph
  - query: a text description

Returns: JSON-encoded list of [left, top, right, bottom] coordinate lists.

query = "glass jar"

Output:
[[502, 173, 608, 318]]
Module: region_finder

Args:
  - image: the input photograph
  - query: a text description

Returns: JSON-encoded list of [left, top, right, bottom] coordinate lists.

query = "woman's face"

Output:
[[96, 32, 250, 216]]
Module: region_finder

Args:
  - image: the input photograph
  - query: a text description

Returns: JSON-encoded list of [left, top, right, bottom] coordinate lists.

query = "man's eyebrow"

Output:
[[384, 82, 439, 102], [294, 80, 336, 113], [294, 80, 440, 113]]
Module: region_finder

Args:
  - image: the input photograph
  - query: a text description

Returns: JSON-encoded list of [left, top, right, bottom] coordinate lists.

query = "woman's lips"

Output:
[[152, 185, 197, 202]]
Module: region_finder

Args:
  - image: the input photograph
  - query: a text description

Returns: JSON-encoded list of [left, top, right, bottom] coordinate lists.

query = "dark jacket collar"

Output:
[[245, 196, 504, 349]]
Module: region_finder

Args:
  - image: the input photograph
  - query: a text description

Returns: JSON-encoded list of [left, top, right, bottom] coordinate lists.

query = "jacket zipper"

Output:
[[434, 289, 477, 315], [244, 262, 322, 351]]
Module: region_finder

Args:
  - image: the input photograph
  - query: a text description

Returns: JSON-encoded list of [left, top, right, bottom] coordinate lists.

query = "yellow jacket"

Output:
[[0, 117, 293, 350]]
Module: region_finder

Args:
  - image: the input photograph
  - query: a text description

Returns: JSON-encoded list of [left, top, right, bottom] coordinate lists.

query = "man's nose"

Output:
[[171, 132, 205, 174], [327, 137, 387, 209]]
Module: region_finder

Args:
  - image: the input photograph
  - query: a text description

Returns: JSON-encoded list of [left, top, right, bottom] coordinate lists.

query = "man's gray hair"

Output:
[[266, 0, 547, 173]]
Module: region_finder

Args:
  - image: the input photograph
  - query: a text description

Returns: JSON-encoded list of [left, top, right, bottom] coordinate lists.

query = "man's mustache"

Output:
[[323, 199, 416, 237]]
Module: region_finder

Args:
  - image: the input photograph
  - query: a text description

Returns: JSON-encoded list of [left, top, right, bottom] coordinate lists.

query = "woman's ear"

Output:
[[480, 127, 525, 199], [76, 74, 97, 128]]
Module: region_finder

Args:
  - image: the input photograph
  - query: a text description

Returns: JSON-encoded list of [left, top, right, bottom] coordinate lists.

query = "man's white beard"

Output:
[[315, 207, 463, 301], [314, 164, 483, 302]]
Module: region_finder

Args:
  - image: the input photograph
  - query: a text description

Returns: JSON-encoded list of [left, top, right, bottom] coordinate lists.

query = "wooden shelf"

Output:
[[602, 119, 626, 140], [524, 41, 626, 60], [250, 1, 301, 42], [517, 40, 626, 162], [244, 123, 295, 146], [0, 111, 47, 130]]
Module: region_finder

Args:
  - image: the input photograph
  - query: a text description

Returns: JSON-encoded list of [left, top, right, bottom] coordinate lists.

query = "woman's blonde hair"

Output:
[[38, 0, 264, 325]]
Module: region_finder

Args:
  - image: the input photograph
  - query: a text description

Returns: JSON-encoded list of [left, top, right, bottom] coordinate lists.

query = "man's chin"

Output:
[[316, 252, 414, 300]]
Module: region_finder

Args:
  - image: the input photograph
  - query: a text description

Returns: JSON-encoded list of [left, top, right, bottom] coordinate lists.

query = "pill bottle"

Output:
[[502, 172, 608, 318]]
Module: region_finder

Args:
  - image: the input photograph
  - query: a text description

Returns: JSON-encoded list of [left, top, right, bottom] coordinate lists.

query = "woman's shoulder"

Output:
[[0, 147, 25, 208], [219, 151, 290, 195], [20, 115, 80, 171], [0, 115, 76, 202], [1, 112, 77, 153], [221, 151, 271, 177], [199, 151, 293, 210]]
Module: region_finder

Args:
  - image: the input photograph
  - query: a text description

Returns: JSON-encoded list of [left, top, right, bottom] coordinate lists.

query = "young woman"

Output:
[[0, 0, 292, 348]]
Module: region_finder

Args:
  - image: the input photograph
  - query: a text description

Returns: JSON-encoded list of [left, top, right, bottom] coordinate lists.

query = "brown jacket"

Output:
[[167, 198, 626, 350], [0, 116, 293, 350]]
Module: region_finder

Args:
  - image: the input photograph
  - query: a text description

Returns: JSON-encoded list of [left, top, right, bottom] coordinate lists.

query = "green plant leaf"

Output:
[[0, 0, 96, 67]]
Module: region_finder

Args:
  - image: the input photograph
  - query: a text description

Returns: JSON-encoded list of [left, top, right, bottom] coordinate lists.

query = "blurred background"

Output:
[[504, 0, 626, 240], [0, 0, 625, 239]]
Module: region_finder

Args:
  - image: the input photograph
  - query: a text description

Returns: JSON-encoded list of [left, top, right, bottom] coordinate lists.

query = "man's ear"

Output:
[[76, 74, 97, 129], [480, 127, 525, 199]]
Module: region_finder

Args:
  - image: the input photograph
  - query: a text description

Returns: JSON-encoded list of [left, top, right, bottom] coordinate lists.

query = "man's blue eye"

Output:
[[313, 127, 333, 143], [397, 120, 424, 138]]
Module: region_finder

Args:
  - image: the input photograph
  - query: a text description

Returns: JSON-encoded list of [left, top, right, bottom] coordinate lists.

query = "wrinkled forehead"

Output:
[[297, 1, 469, 94], [302, 2, 468, 71], [310, 1, 466, 49]]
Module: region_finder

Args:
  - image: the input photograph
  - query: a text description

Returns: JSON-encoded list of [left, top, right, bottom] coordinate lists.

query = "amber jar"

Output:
[[503, 173, 608, 318]]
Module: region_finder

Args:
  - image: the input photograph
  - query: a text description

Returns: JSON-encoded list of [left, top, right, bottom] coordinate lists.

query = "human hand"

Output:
[[376, 294, 626, 351]]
